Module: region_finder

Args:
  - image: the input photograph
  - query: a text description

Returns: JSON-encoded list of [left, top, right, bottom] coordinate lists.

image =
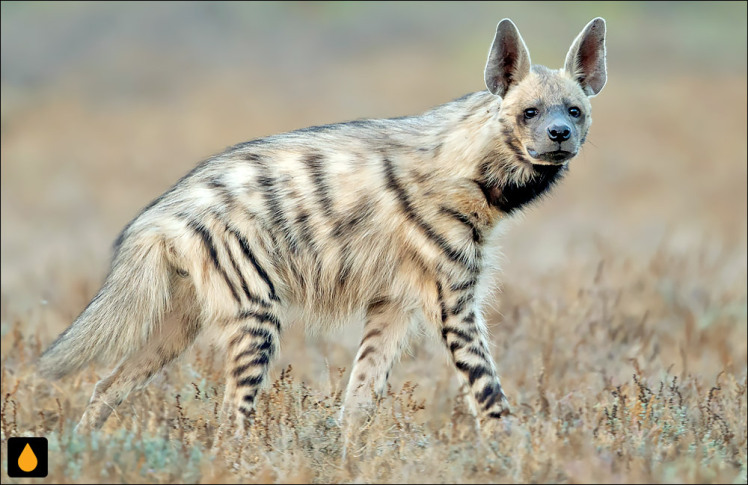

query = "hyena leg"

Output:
[[342, 301, 412, 423], [76, 312, 201, 432], [219, 307, 282, 431], [440, 299, 510, 425]]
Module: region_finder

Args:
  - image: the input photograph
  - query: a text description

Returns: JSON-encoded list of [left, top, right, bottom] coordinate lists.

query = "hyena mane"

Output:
[[38, 17, 607, 436]]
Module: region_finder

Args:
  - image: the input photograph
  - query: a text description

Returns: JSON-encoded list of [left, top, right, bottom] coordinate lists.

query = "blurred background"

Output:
[[1, 2, 746, 393]]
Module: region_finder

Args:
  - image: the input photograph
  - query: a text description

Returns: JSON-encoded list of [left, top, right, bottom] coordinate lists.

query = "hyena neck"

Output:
[[475, 159, 567, 216], [432, 91, 568, 217]]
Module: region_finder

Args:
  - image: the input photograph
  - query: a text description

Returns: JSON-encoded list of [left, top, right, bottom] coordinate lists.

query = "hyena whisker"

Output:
[[38, 17, 607, 439]]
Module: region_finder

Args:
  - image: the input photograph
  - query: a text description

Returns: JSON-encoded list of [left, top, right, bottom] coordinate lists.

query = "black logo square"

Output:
[[7, 437, 48, 478]]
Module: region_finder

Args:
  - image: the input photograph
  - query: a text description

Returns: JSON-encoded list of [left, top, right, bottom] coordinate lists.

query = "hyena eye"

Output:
[[568, 107, 581, 118], [523, 108, 538, 119]]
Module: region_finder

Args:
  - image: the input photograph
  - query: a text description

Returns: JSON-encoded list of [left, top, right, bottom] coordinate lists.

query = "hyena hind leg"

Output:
[[76, 311, 202, 433], [218, 303, 284, 433]]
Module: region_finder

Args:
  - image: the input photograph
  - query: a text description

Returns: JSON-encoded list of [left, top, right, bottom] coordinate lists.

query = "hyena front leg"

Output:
[[219, 305, 283, 431], [439, 283, 510, 426], [76, 312, 201, 432], [342, 301, 412, 423]]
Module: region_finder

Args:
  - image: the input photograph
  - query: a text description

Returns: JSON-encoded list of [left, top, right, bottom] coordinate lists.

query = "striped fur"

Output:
[[38, 18, 607, 435]]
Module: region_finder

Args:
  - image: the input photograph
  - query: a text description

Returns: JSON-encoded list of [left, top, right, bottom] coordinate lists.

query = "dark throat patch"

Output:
[[476, 164, 567, 215]]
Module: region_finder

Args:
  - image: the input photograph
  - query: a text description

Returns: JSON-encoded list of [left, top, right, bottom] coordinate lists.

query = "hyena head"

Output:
[[485, 18, 607, 167]]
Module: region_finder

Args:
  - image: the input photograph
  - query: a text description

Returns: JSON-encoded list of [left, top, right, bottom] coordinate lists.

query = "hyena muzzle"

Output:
[[38, 17, 606, 436]]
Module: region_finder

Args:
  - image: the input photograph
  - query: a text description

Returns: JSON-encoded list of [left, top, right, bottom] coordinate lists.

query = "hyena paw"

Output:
[[480, 397, 513, 439], [483, 395, 512, 420]]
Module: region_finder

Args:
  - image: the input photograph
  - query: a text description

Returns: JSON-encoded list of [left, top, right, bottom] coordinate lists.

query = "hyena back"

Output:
[[38, 18, 607, 433]]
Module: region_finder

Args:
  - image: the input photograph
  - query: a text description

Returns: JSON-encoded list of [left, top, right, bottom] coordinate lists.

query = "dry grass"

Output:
[[1, 3, 746, 483], [1, 259, 746, 484]]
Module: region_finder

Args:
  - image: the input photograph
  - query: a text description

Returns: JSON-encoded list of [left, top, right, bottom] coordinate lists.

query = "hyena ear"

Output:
[[484, 19, 532, 97], [564, 17, 607, 97]]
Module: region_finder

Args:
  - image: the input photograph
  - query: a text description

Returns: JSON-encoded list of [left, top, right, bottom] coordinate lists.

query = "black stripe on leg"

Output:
[[442, 325, 475, 343], [466, 345, 489, 361], [237, 375, 265, 388], [476, 381, 501, 405], [450, 277, 477, 292], [482, 383, 507, 411], [357, 346, 376, 362], [450, 292, 474, 316], [246, 354, 270, 367], [234, 328, 275, 353], [234, 346, 275, 362], [228, 326, 275, 352], [486, 410, 506, 419], [449, 340, 465, 353], [361, 328, 382, 344], [232, 355, 270, 377], [455, 361, 490, 385], [237, 310, 281, 332], [483, 392, 500, 412], [187, 220, 242, 305], [238, 405, 254, 417], [242, 394, 255, 404], [233, 363, 255, 378], [250, 338, 274, 353], [240, 325, 275, 341]]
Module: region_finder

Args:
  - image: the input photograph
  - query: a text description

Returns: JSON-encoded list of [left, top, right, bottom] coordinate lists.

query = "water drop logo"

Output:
[[7, 437, 48, 477], [18, 443, 38, 472]]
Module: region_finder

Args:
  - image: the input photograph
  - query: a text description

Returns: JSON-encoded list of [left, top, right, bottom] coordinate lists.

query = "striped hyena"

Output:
[[39, 17, 607, 435]]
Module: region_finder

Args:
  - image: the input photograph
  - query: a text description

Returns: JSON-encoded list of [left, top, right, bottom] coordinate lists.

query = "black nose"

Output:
[[547, 124, 571, 142]]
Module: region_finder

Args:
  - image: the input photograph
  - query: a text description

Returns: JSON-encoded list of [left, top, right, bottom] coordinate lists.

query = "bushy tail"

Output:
[[38, 232, 172, 379]]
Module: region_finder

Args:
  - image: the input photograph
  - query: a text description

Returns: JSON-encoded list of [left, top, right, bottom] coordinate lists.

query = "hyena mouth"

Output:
[[526, 148, 576, 164]]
